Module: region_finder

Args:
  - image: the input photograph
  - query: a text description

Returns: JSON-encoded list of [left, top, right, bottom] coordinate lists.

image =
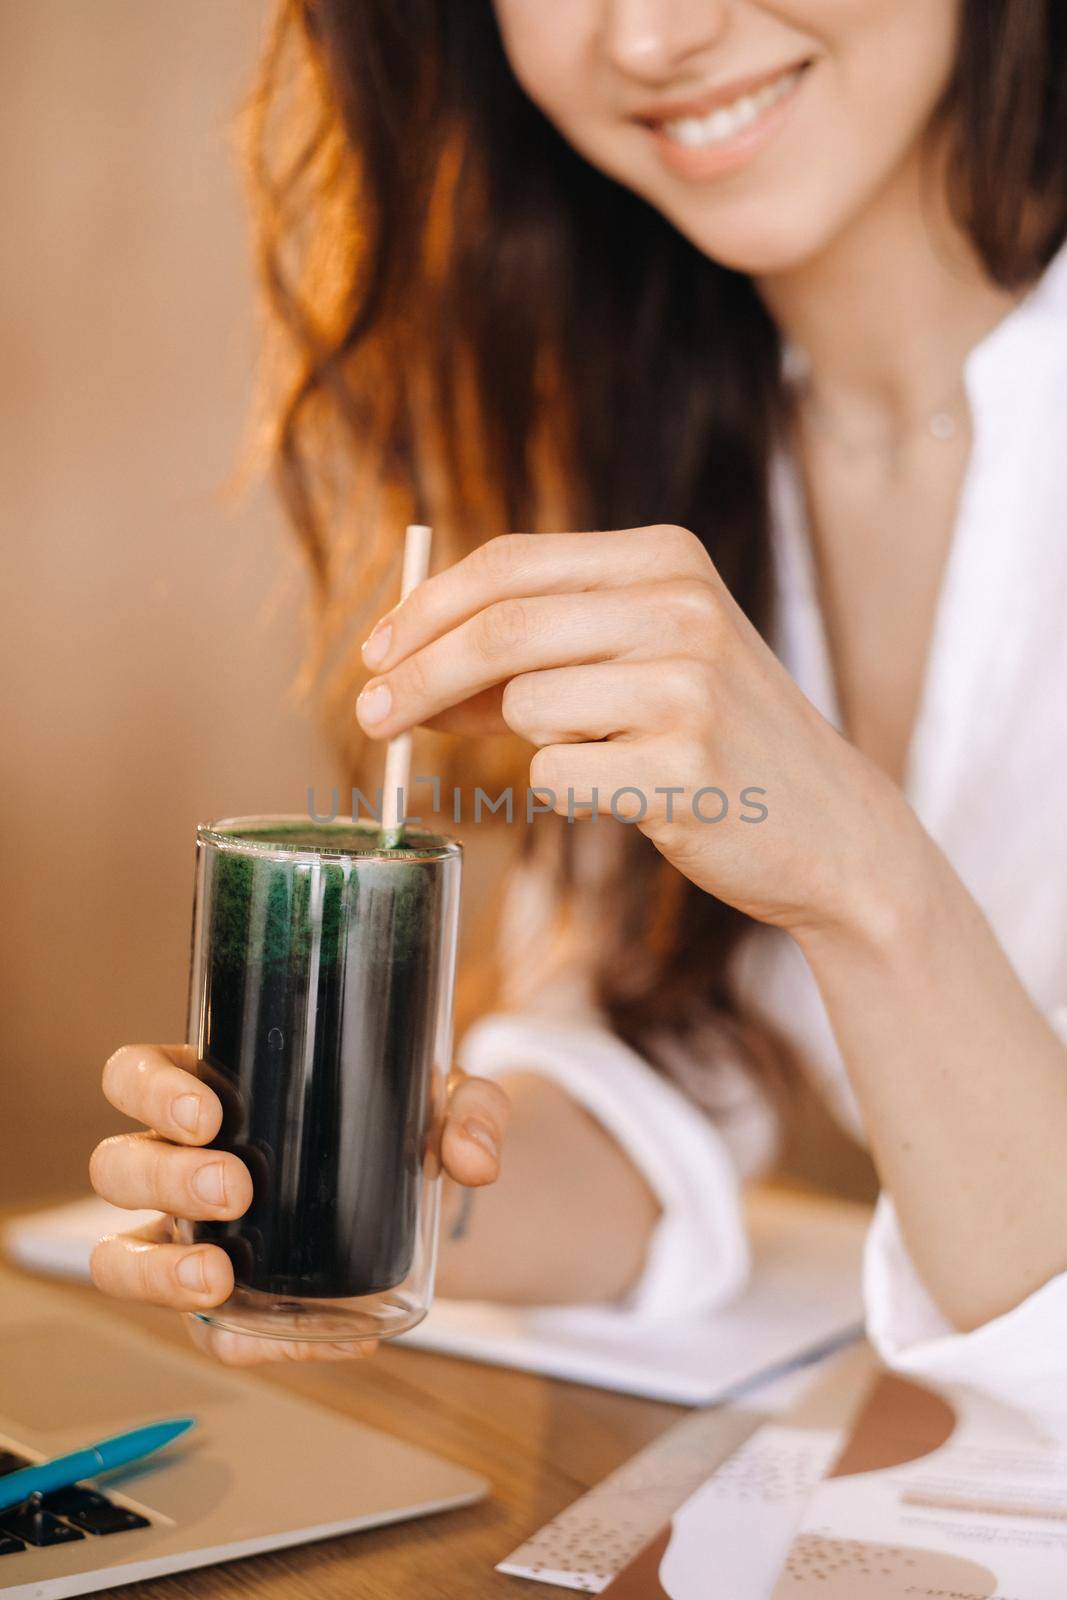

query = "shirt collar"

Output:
[[965, 234, 1067, 403]]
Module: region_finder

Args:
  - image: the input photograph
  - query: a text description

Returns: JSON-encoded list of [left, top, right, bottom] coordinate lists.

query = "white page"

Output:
[[773, 1373, 1067, 1599], [407, 1190, 868, 1403]]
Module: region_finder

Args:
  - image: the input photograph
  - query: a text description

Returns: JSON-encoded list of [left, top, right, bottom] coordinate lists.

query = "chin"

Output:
[[664, 190, 847, 279]]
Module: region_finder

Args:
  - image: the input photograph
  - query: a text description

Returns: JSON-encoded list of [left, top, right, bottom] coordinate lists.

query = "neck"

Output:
[[757, 140, 1020, 425]]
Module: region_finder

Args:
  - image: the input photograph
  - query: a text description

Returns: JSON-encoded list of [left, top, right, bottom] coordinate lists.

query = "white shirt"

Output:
[[458, 241, 1067, 1434]]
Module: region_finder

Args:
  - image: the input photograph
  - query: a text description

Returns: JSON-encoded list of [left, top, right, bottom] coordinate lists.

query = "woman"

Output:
[[89, 0, 1067, 1423]]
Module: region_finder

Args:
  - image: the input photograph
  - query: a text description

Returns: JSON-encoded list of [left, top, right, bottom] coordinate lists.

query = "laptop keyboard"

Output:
[[0, 1447, 151, 1553]]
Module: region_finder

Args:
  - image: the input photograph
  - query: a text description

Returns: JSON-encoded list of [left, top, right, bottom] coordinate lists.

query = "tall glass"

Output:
[[178, 816, 462, 1342]]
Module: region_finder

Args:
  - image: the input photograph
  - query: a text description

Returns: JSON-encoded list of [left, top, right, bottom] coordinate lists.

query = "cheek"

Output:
[[801, 0, 961, 210], [756, 0, 961, 174], [767, 0, 960, 64], [491, 0, 596, 125]]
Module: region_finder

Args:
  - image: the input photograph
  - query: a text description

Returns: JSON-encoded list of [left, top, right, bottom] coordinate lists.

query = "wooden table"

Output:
[[21, 1271, 689, 1600]]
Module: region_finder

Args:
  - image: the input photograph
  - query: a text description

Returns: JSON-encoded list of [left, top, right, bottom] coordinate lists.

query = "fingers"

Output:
[[501, 658, 712, 746], [528, 735, 705, 826], [102, 1044, 222, 1146], [357, 582, 688, 741], [184, 1317, 378, 1367], [89, 1131, 253, 1220], [361, 525, 708, 673], [94, 1044, 382, 1368], [441, 1074, 511, 1187], [90, 1228, 234, 1312], [90, 1229, 378, 1361]]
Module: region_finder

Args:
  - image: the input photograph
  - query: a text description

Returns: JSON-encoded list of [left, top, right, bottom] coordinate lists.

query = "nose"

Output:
[[601, 0, 732, 82]]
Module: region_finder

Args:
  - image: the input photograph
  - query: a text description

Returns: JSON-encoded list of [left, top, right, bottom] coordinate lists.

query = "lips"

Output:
[[634, 59, 813, 178], [664, 66, 806, 148]]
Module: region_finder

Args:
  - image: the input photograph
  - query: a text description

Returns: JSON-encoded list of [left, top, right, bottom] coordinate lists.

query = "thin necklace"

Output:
[[782, 342, 969, 472]]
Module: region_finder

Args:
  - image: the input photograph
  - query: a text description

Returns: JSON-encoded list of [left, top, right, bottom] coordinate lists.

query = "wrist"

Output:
[[791, 785, 946, 967]]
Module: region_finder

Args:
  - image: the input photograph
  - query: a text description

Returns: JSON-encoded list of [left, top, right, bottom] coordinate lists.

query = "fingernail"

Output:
[[172, 1094, 200, 1134], [361, 621, 392, 668], [176, 1252, 208, 1292], [192, 1162, 227, 1206], [463, 1118, 499, 1161], [356, 682, 392, 726]]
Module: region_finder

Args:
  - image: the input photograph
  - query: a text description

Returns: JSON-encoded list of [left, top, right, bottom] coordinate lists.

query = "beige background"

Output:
[[0, 1, 874, 1213], [0, 0, 340, 1205]]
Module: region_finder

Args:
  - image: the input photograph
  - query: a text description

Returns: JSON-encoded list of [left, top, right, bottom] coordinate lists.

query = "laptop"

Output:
[[0, 1264, 487, 1599]]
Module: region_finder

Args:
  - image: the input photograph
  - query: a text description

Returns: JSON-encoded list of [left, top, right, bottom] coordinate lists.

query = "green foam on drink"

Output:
[[203, 820, 447, 970]]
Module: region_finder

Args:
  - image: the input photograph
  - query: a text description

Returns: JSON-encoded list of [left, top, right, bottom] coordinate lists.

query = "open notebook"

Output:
[[4, 1188, 869, 1406], [404, 1189, 868, 1403]]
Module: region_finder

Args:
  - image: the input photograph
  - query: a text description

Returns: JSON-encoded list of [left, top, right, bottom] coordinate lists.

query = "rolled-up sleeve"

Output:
[[458, 1010, 757, 1322], [864, 1192, 1067, 1438], [864, 1002, 1067, 1439]]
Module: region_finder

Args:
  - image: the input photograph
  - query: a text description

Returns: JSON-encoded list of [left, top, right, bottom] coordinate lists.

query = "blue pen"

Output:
[[0, 1418, 195, 1513]]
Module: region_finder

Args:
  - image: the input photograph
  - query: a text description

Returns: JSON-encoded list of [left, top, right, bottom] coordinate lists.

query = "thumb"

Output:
[[441, 1072, 511, 1186]]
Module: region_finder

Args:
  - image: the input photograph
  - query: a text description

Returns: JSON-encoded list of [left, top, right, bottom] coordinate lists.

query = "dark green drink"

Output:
[[182, 819, 461, 1339]]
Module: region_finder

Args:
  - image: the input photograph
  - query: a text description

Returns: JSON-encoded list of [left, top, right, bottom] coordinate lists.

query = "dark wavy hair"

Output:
[[244, 0, 1067, 1078]]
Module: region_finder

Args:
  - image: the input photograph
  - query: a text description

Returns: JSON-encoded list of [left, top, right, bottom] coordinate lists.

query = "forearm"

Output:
[[436, 1070, 660, 1305], [797, 810, 1067, 1332]]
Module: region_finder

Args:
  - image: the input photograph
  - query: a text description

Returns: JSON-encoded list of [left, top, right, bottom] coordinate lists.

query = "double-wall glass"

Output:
[[178, 816, 461, 1342]]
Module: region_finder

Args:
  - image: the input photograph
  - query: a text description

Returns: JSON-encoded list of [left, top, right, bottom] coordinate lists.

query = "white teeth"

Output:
[[659, 68, 801, 151], [672, 117, 706, 148]]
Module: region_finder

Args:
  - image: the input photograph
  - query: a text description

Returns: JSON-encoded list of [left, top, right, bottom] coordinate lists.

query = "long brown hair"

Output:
[[245, 0, 1067, 1077]]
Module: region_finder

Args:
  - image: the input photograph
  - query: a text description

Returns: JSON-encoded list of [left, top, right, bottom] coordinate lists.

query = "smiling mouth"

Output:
[[639, 61, 811, 153]]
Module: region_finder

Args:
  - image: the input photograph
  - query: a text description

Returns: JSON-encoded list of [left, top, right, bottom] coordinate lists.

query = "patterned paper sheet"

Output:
[[498, 1363, 832, 1592]]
